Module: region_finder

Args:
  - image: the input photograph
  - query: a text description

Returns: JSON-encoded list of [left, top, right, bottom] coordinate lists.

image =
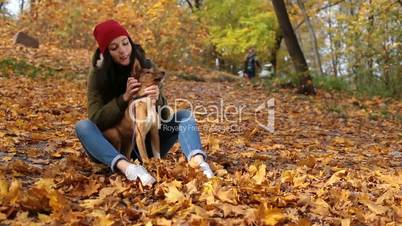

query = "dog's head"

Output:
[[138, 67, 165, 86], [131, 59, 165, 86]]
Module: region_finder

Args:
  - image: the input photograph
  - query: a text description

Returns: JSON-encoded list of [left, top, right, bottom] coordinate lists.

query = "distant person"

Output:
[[215, 58, 220, 70], [243, 48, 260, 79]]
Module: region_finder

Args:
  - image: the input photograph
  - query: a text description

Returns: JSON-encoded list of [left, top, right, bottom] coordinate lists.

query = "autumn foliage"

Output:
[[0, 0, 401, 225]]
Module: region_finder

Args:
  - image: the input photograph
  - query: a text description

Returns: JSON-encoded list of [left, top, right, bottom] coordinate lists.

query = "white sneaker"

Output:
[[199, 161, 214, 178], [125, 164, 156, 186]]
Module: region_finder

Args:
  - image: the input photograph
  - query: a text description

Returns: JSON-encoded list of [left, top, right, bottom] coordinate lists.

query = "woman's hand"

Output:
[[123, 77, 141, 102], [144, 85, 159, 104]]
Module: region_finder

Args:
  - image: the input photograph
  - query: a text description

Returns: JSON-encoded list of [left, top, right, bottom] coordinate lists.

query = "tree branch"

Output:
[[295, 0, 346, 30], [185, 0, 194, 12]]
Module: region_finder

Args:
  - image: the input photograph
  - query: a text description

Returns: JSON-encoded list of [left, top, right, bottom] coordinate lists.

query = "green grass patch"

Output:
[[175, 72, 205, 82], [313, 75, 350, 92], [262, 72, 401, 99], [262, 73, 298, 91], [0, 58, 57, 78], [210, 74, 237, 82]]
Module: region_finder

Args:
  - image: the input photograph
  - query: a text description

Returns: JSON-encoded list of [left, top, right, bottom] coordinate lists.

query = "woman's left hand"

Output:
[[144, 85, 159, 104]]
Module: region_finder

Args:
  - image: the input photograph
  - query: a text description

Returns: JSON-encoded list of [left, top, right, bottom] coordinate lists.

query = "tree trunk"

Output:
[[20, 0, 25, 15], [271, 0, 316, 95], [367, 0, 374, 79], [327, 6, 338, 77], [297, 0, 324, 75], [30, 0, 40, 19], [195, 0, 202, 9], [270, 28, 283, 75], [184, 0, 194, 12]]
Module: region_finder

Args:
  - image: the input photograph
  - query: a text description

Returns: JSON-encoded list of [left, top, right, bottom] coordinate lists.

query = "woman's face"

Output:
[[108, 36, 132, 66]]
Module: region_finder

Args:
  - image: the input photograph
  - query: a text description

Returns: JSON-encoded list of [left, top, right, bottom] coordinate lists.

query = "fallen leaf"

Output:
[[216, 187, 238, 205], [311, 198, 331, 216], [164, 185, 185, 203], [185, 179, 198, 195], [0, 174, 9, 198], [341, 218, 351, 226], [6, 179, 21, 205], [90, 210, 114, 226], [0, 212, 6, 221], [251, 163, 266, 185], [256, 203, 285, 225], [325, 170, 347, 186], [359, 194, 388, 215], [155, 217, 172, 226], [199, 180, 216, 205]]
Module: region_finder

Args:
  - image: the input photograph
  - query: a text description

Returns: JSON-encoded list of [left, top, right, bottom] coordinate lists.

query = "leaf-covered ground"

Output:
[[0, 44, 401, 225]]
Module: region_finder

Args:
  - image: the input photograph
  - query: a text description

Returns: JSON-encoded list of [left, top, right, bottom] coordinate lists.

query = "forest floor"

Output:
[[0, 41, 401, 225]]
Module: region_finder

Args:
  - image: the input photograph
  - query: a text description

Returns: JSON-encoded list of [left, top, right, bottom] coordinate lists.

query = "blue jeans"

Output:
[[75, 110, 206, 172]]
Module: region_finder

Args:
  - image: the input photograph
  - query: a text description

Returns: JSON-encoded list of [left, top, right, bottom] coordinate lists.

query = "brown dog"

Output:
[[103, 60, 165, 162]]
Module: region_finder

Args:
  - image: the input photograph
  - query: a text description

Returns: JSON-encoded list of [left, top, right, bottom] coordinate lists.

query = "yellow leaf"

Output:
[[185, 179, 198, 195], [376, 188, 398, 204], [164, 185, 185, 203], [311, 198, 330, 216], [81, 198, 104, 209], [293, 175, 309, 189], [0, 174, 9, 198], [0, 212, 6, 221], [360, 196, 388, 215], [256, 203, 285, 225], [90, 210, 114, 226], [109, 176, 129, 194], [325, 170, 347, 186], [186, 204, 208, 218], [7, 180, 21, 205], [199, 180, 215, 205], [281, 170, 295, 184], [217, 203, 248, 218], [81, 187, 116, 209], [252, 163, 266, 185], [38, 213, 52, 223], [216, 187, 238, 205], [341, 218, 351, 226], [35, 178, 55, 190], [375, 171, 402, 188], [155, 218, 172, 226]]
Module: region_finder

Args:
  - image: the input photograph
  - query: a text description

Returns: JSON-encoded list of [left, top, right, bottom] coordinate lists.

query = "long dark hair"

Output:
[[90, 37, 148, 98]]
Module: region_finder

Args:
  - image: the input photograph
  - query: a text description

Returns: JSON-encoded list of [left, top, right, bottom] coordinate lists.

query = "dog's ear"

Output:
[[131, 58, 142, 79]]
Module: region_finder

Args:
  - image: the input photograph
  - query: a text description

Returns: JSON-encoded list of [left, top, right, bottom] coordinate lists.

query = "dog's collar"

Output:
[[132, 94, 148, 101]]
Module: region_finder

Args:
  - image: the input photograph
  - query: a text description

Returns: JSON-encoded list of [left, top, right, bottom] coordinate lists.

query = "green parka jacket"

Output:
[[87, 44, 169, 131]]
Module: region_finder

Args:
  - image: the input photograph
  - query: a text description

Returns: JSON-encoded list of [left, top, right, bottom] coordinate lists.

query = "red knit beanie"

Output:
[[93, 19, 130, 54]]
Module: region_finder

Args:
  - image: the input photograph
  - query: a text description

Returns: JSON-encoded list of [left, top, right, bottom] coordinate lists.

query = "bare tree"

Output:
[[270, 28, 283, 74], [19, 0, 25, 14], [185, 0, 194, 11], [327, 6, 339, 77], [194, 0, 202, 9], [272, 0, 316, 95], [296, 0, 324, 75]]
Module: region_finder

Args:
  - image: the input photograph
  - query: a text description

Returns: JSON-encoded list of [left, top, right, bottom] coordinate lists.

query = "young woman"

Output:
[[75, 20, 213, 186]]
